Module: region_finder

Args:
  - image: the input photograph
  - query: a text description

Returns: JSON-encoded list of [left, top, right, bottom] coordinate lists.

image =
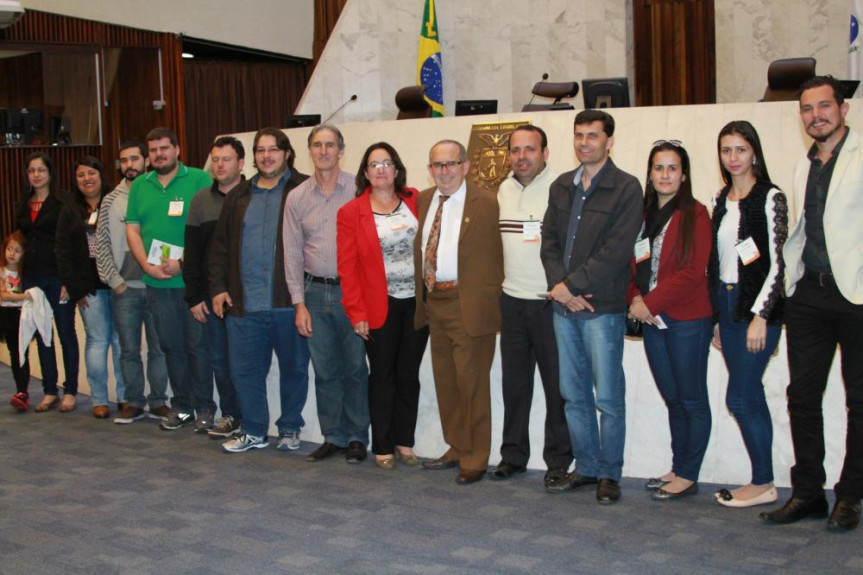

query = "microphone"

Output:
[[525, 73, 549, 109], [322, 94, 358, 125]]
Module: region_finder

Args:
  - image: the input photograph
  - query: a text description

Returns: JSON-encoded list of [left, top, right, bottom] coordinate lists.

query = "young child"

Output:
[[1, 231, 32, 412]]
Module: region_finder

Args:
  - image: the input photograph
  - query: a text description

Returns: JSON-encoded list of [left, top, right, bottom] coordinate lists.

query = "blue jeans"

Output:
[[202, 298, 241, 420], [643, 315, 712, 481], [717, 283, 781, 485], [226, 308, 310, 437], [112, 287, 168, 409], [146, 287, 215, 413], [304, 279, 370, 446], [22, 275, 79, 395], [78, 289, 125, 406], [553, 312, 626, 481]]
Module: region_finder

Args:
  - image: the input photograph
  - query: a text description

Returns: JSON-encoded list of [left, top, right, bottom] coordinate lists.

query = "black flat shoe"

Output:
[[422, 455, 459, 470], [828, 498, 861, 531], [760, 496, 829, 524], [306, 442, 346, 462], [345, 441, 367, 464], [653, 482, 698, 501], [488, 460, 526, 481], [544, 467, 568, 488], [645, 477, 671, 490]]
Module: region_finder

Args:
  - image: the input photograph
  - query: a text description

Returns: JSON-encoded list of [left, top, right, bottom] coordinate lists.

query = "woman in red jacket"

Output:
[[337, 142, 429, 470], [628, 140, 714, 500]]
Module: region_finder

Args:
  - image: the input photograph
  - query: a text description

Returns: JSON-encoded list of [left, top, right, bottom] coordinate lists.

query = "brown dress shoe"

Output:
[[92, 405, 110, 419], [422, 455, 459, 470], [58, 394, 77, 413], [34, 395, 59, 412], [456, 469, 484, 485]]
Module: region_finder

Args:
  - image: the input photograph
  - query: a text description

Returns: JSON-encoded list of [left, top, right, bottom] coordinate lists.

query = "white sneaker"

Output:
[[277, 430, 301, 451], [222, 433, 269, 453]]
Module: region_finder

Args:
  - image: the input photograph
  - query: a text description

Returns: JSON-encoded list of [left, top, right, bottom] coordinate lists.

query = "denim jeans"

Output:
[[304, 279, 370, 446], [717, 283, 781, 485], [78, 289, 125, 406], [112, 287, 168, 409], [22, 275, 79, 395], [226, 308, 310, 438], [202, 298, 241, 420], [553, 311, 626, 481], [147, 287, 215, 413], [643, 315, 713, 481]]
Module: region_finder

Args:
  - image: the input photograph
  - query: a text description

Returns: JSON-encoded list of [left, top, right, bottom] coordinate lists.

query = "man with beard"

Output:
[[210, 128, 311, 453], [126, 127, 215, 431], [760, 76, 863, 531], [490, 125, 572, 486], [96, 140, 170, 423], [183, 136, 245, 436]]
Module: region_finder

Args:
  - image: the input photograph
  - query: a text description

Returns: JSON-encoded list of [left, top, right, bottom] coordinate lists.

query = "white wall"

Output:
[[297, 0, 631, 122], [18, 0, 315, 59]]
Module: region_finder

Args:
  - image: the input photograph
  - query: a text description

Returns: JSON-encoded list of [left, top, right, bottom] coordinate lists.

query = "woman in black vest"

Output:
[[709, 121, 788, 508]]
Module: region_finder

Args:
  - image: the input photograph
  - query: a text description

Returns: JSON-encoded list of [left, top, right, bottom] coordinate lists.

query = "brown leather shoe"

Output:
[[58, 394, 77, 413], [117, 402, 128, 412], [456, 469, 484, 485], [92, 405, 110, 419], [34, 394, 59, 412], [422, 455, 459, 470]]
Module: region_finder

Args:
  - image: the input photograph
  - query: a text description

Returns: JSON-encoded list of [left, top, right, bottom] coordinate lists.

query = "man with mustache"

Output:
[[96, 140, 170, 423], [490, 125, 572, 487], [182, 136, 246, 437], [125, 127, 215, 431], [761, 75, 863, 531]]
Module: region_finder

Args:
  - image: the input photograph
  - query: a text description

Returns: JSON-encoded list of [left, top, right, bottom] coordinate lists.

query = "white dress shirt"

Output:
[[420, 180, 466, 282]]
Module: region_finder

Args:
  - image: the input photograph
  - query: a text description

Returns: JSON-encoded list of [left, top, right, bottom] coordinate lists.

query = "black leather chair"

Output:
[[395, 85, 433, 119], [761, 57, 816, 102], [522, 81, 579, 112]]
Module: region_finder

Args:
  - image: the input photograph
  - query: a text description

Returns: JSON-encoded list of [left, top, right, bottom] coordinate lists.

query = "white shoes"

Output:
[[715, 486, 778, 508]]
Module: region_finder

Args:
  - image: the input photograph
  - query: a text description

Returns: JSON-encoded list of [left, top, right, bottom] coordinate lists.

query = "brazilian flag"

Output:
[[417, 0, 444, 116]]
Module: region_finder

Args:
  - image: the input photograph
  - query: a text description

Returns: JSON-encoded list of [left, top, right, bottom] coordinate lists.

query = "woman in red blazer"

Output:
[[627, 141, 714, 500], [337, 142, 428, 470]]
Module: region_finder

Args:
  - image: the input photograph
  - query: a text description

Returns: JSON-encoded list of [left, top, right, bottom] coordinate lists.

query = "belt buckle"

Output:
[[818, 272, 830, 288]]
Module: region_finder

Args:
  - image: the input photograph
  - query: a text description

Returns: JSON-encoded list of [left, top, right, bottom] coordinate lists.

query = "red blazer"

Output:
[[337, 186, 419, 329], [627, 201, 713, 321]]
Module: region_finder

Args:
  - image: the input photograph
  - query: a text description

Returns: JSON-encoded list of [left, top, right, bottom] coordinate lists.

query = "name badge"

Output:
[[522, 220, 541, 242], [634, 238, 651, 263], [87, 211, 98, 226], [735, 237, 760, 265], [168, 200, 184, 217], [387, 212, 408, 230]]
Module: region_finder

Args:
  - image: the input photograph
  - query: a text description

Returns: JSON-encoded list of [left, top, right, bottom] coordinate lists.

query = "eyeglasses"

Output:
[[651, 139, 683, 148], [429, 161, 464, 171], [368, 160, 395, 170]]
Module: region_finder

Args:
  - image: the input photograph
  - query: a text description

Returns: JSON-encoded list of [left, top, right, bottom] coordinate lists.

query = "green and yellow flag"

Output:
[[417, 0, 444, 116]]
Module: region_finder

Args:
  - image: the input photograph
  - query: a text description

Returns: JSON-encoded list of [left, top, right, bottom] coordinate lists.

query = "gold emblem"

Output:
[[466, 121, 530, 193]]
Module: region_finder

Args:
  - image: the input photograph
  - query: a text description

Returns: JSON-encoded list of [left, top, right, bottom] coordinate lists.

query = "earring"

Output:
[[753, 158, 758, 166]]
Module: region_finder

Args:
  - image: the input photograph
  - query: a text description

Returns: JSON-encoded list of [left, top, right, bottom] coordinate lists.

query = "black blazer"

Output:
[[16, 191, 68, 277], [55, 202, 101, 302]]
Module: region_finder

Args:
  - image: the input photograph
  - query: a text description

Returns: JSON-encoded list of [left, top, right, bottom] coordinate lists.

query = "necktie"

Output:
[[424, 194, 450, 291]]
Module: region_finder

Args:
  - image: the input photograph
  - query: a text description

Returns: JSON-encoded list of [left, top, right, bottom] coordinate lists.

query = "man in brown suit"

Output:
[[414, 139, 504, 485]]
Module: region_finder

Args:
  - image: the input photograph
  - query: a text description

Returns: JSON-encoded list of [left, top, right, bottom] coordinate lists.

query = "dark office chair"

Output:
[[522, 81, 579, 112], [761, 57, 816, 102], [395, 85, 433, 119]]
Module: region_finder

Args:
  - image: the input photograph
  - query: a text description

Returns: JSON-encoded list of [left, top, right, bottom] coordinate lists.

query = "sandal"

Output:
[[34, 394, 59, 412]]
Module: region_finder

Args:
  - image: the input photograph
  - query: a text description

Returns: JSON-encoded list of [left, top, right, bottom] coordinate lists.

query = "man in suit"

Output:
[[415, 139, 503, 485], [761, 76, 863, 531]]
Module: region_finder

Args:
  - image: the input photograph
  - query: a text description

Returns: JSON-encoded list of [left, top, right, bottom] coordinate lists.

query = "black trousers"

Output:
[[499, 293, 572, 469], [786, 275, 863, 501], [0, 306, 30, 393], [365, 296, 429, 455]]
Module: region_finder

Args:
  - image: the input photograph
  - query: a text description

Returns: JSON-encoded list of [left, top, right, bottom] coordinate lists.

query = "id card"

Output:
[[522, 220, 541, 242], [735, 237, 760, 265], [634, 238, 651, 263], [87, 211, 98, 226], [387, 212, 408, 231], [168, 200, 184, 217]]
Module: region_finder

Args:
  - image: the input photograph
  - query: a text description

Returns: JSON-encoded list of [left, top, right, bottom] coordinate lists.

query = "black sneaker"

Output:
[[159, 409, 194, 431]]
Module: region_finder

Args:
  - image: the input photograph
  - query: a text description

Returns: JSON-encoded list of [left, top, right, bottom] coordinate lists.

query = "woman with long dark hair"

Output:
[[337, 142, 428, 470], [710, 121, 787, 508], [15, 152, 80, 412], [628, 140, 713, 500], [56, 156, 125, 418]]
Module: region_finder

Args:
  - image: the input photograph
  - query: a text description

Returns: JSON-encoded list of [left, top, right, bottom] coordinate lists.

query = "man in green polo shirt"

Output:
[[126, 127, 216, 431]]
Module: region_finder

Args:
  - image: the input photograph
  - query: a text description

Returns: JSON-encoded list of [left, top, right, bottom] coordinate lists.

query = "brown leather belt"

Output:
[[432, 280, 459, 291]]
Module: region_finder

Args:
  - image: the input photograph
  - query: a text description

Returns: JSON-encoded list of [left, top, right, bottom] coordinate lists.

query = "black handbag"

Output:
[[625, 314, 643, 339]]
